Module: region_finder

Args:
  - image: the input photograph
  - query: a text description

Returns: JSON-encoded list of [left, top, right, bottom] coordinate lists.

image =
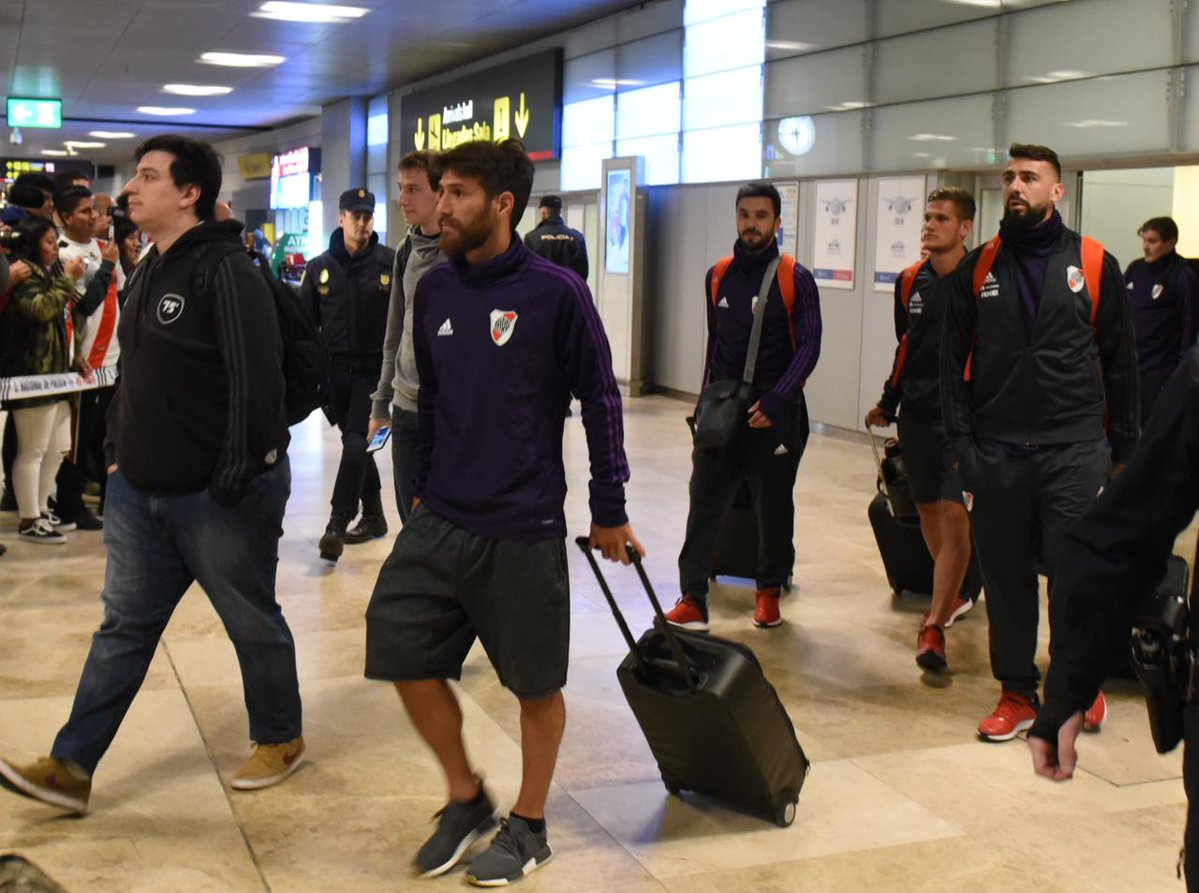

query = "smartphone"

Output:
[[366, 426, 391, 453]]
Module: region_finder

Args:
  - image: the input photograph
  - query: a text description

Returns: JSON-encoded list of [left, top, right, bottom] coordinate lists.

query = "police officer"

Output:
[[523, 195, 588, 281], [1028, 347, 1199, 890], [940, 143, 1139, 742], [300, 188, 396, 562], [1124, 216, 1198, 424]]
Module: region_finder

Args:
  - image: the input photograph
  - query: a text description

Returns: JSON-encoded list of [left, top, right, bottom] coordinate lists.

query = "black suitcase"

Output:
[[868, 490, 934, 596], [574, 537, 810, 827]]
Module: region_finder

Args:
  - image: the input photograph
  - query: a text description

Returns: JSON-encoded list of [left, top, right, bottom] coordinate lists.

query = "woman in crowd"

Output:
[[0, 216, 86, 543]]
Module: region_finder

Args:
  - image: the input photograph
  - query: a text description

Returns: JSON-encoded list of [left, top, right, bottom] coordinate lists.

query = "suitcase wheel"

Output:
[[773, 794, 798, 828], [661, 773, 682, 795]]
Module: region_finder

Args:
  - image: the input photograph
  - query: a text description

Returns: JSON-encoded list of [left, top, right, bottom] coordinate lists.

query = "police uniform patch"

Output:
[[319, 268, 330, 285], [358, 189, 366, 198], [381, 273, 391, 287]]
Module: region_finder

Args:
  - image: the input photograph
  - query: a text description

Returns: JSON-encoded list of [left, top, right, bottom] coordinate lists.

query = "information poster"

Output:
[[777, 181, 800, 257], [605, 168, 631, 275], [812, 179, 857, 290], [873, 176, 926, 291]]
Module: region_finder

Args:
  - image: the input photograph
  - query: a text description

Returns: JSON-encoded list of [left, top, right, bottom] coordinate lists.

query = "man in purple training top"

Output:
[[364, 138, 642, 887]]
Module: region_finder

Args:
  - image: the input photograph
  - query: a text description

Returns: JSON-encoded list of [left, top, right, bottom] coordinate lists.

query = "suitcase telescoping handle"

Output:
[[868, 429, 897, 510], [573, 537, 698, 693]]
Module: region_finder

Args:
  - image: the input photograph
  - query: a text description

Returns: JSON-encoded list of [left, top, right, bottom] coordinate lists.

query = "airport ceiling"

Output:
[[1, 0, 640, 166]]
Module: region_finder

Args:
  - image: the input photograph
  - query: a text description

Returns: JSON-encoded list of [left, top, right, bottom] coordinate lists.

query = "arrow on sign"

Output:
[[415, 117, 425, 150], [514, 92, 529, 139], [10, 105, 31, 125]]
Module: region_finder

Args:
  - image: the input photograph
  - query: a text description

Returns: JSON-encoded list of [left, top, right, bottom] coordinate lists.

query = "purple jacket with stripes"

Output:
[[412, 235, 629, 540]]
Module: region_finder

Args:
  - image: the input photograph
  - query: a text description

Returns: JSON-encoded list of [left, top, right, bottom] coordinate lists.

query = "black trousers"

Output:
[[325, 365, 381, 517], [962, 439, 1109, 695], [1, 415, 14, 499], [1185, 701, 1199, 891], [678, 397, 809, 598]]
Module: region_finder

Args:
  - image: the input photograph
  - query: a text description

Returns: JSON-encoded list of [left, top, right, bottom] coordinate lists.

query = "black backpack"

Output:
[[194, 243, 330, 426]]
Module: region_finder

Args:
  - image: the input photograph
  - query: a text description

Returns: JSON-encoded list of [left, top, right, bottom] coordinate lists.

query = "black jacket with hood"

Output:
[[106, 219, 289, 505]]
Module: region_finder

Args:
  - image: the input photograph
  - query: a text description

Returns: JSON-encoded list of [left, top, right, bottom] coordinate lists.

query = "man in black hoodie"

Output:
[[0, 135, 304, 814], [941, 143, 1139, 743], [300, 189, 396, 562]]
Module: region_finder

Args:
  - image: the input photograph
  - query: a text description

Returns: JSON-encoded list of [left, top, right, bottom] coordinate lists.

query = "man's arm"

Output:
[[573, 232, 589, 281], [411, 280, 436, 502], [72, 260, 116, 317], [1179, 265, 1197, 356], [209, 252, 286, 505], [938, 257, 978, 455], [1030, 348, 1199, 765], [297, 262, 320, 328], [1095, 251, 1140, 464], [755, 264, 822, 424], [870, 277, 910, 424], [370, 241, 407, 428]]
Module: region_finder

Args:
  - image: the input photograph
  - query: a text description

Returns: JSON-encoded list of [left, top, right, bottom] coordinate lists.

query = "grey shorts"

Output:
[[897, 412, 964, 506], [364, 506, 570, 700]]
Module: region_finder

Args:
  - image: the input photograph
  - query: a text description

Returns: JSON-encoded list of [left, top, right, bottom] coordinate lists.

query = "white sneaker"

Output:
[[19, 518, 67, 544]]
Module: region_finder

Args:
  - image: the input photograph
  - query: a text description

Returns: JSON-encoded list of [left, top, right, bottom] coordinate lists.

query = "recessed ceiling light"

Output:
[[163, 84, 234, 96], [200, 51, 287, 67], [251, 2, 368, 23], [1066, 119, 1128, 129], [41, 149, 68, 156], [89, 131, 136, 139], [589, 78, 645, 89], [766, 40, 819, 52], [138, 106, 196, 116], [908, 133, 958, 142], [64, 140, 106, 148]]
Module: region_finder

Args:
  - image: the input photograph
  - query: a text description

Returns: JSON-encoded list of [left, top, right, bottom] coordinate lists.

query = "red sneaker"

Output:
[[1083, 691, 1107, 733], [752, 588, 782, 628], [945, 595, 975, 628], [915, 624, 947, 671], [663, 595, 709, 632], [977, 692, 1038, 742]]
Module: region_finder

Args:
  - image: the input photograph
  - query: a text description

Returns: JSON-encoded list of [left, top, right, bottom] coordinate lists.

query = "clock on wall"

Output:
[[776, 115, 816, 156]]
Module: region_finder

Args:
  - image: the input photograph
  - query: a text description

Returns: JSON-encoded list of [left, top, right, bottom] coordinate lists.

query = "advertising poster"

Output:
[[777, 181, 800, 257], [812, 179, 857, 290], [605, 168, 631, 275], [874, 176, 927, 291]]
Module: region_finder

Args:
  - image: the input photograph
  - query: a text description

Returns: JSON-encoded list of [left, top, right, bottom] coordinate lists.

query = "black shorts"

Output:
[[896, 412, 964, 506], [364, 506, 570, 700]]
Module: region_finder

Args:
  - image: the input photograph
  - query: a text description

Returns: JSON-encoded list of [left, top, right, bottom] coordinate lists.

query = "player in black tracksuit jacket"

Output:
[[298, 189, 395, 562], [1028, 347, 1199, 890], [940, 144, 1139, 742]]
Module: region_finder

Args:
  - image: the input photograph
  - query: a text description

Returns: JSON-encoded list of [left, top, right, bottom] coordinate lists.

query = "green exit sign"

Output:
[[6, 97, 63, 129]]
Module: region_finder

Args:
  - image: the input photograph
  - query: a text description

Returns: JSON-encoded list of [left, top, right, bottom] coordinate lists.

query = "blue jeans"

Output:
[[51, 459, 302, 775], [390, 406, 419, 524]]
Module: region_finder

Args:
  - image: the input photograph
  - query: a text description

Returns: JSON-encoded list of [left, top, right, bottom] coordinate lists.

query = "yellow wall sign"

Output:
[[238, 153, 272, 179], [493, 96, 510, 142]]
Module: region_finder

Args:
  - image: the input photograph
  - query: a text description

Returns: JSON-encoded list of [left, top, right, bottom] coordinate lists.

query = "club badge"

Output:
[[1066, 265, 1085, 294], [490, 310, 518, 347]]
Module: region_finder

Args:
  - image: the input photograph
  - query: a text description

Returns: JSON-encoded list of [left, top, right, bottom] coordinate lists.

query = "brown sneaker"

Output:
[[230, 737, 305, 791], [0, 756, 91, 814]]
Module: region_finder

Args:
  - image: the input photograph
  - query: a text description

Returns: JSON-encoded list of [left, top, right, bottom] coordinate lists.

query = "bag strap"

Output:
[[1081, 235, 1103, 333], [709, 255, 735, 307], [898, 260, 922, 310], [741, 256, 782, 388]]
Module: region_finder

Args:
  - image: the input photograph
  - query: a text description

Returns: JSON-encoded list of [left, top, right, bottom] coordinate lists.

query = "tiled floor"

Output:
[[0, 396, 1194, 892]]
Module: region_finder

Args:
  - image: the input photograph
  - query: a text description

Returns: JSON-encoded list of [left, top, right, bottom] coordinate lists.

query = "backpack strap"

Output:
[[708, 256, 735, 307], [898, 260, 922, 311], [778, 253, 797, 350], [964, 237, 1003, 382], [1080, 235, 1103, 333]]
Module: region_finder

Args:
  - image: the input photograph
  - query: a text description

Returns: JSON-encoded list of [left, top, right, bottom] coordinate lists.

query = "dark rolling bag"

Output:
[[574, 537, 810, 827], [713, 477, 759, 580]]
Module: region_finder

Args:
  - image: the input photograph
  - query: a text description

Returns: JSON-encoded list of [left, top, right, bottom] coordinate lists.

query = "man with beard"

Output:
[[363, 139, 641, 886], [866, 188, 977, 671], [665, 181, 822, 632], [300, 188, 395, 562], [940, 143, 1138, 742]]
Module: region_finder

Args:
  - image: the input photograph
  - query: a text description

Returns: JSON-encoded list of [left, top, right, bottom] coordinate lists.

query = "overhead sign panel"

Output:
[[6, 97, 63, 129], [400, 49, 562, 162]]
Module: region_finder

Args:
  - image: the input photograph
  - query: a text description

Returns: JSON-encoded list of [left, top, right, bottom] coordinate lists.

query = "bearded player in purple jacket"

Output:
[[364, 139, 643, 887]]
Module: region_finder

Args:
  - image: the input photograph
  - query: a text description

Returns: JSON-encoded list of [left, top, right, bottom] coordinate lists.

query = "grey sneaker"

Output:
[[414, 787, 499, 878], [466, 815, 553, 887]]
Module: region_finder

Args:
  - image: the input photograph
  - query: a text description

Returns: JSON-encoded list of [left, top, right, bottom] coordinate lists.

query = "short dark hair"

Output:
[[438, 139, 534, 224], [735, 182, 781, 218], [926, 187, 976, 222], [13, 172, 55, 196], [11, 215, 57, 264], [53, 170, 89, 195], [133, 134, 223, 222], [1138, 216, 1179, 242], [1008, 143, 1062, 180], [399, 150, 442, 190], [7, 183, 47, 210], [55, 185, 93, 218]]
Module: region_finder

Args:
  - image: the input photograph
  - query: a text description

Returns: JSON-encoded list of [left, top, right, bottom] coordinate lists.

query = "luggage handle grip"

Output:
[[573, 537, 698, 693]]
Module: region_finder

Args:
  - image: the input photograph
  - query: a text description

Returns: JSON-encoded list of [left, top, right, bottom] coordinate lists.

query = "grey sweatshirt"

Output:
[[371, 226, 446, 417]]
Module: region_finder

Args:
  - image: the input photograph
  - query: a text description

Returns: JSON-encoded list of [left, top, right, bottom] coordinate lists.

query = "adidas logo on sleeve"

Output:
[[437, 319, 454, 337]]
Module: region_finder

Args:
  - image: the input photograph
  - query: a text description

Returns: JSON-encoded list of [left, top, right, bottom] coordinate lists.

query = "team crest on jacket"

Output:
[[1066, 265, 1085, 293], [1152, 283, 1164, 300], [157, 293, 185, 324], [490, 310, 518, 346]]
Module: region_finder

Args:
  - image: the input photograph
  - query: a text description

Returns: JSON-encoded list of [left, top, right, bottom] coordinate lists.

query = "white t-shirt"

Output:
[[59, 236, 125, 369]]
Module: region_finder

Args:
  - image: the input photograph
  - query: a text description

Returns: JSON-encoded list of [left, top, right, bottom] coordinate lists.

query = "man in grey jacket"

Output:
[[368, 150, 447, 524]]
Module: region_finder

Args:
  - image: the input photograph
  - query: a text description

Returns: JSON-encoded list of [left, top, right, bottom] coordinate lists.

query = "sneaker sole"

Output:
[[418, 812, 500, 879], [915, 650, 947, 671], [752, 618, 782, 629], [229, 751, 306, 791], [0, 759, 88, 814], [977, 718, 1035, 743], [18, 535, 68, 545], [665, 619, 709, 632], [467, 849, 553, 887]]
